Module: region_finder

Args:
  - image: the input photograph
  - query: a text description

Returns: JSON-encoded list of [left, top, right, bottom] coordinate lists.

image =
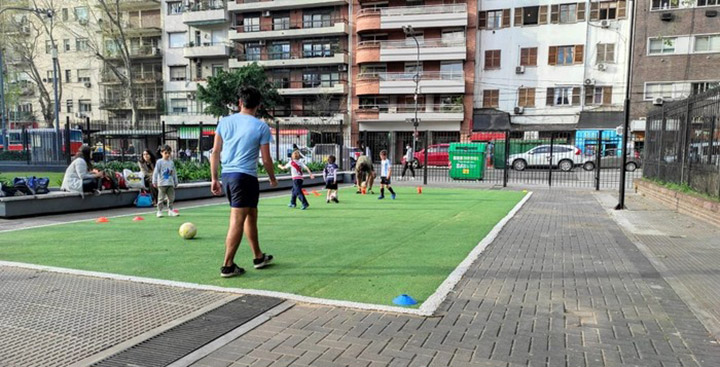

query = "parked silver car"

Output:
[[582, 149, 642, 172]]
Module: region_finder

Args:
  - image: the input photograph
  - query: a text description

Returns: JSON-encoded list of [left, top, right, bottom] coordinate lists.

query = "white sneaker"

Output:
[[168, 209, 179, 217], [156, 211, 163, 218]]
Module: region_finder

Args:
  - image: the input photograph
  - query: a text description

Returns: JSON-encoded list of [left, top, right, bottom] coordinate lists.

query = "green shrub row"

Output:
[[0, 151, 28, 161]]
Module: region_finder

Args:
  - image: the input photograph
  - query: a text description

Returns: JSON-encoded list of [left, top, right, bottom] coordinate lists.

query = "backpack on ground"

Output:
[[134, 190, 153, 207], [28, 176, 50, 195], [13, 177, 33, 195]]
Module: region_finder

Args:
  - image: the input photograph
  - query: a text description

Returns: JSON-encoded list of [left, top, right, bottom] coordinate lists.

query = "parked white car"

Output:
[[508, 145, 584, 172]]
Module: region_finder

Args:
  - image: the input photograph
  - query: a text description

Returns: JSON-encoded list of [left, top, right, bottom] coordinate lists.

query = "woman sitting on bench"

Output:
[[61, 146, 104, 196]]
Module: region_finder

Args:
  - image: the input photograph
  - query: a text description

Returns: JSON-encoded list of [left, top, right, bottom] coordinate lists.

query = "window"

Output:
[[46, 70, 54, 81], [442, 29, 465, 44], [243, 16, 260, 32], [273, 14, 290, 30], [698, 0, 720, 6], [62, 8, 68, 21], [303, 71, 340, 88], [76, 38, 90, 52], [169, 66, 186, 81], [515, 6, 540, 26], [269, 42, 290, 60], [440, 61, 463, 77], [45, 40, 52, 54], [651, 0, 679, 10], [591, 1, 626, 19], [303, 12, 331, 28], [170, 99, 188, 113], [483, 90, 500, 108], [546, 87, 581, 106], [359, 64, 386, 76], [245, 43, 262, 61], [692, 82, 720, 94], [585, 86, 612, 105], [303, 40, 336, 57], [78, 99, 92, 113], [77, 69, 90, 83], [168, 33, 185, 48], [479, 9, 511, 29], [405, 62, 423, 73], [549, 45, 583, 65], [597, 43, 615, 63], [695, 35, 720, 53], [74, 7, 88, 22], [649, 38, 676, 55], [65, 70, 71, 83], [599, 2, 616, 19], [554, 4, 577, 24], [645, 83, 675, 100], [488, 10, 503, 29], [518, 88, 536, 107], [212, 65, 224, 77], [484, 50, 501, 69], [520, 47, 538, 66], [168, 1, 183, 15], [63, 39, 71, 52], [66, 100, 73, 113], [554, 87, 572, 105]]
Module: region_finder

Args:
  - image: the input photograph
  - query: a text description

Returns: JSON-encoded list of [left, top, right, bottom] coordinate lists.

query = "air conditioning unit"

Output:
[[262, 10, 271, 17], [653, 97, 665, 106], [515, 66, 525, 74], [338, 64, 348, 71], [584, 78, 596, 86], [661, 12, 674, 21], [597, 63, 607, 71], [187, 93, 196, 100], [514, 106, 525, 115], [600, 20, 611, 28], [84, 82, 91, 88]]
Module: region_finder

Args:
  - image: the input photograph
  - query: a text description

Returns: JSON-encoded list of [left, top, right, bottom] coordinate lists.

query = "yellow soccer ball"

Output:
[[179, 222, 197, 240]]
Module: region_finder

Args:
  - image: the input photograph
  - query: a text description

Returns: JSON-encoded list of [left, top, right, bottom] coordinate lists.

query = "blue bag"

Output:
[[135, 191, 153, 207], [13, 177, 32, 195]]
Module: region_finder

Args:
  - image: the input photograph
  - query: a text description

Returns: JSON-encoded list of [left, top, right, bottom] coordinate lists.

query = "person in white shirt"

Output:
[[401, 144, 415, 179], [378, 150, 396, 200], [278, 150, 315, 209]]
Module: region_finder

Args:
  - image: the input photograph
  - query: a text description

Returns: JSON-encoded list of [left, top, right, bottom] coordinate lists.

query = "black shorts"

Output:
[[222, 172, 260, 208], [325, 180, 338, 190], [381, 177, 391, 185]]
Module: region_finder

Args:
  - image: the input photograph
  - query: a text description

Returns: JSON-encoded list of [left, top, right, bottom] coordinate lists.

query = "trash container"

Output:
[[449, 143, 486, 180]]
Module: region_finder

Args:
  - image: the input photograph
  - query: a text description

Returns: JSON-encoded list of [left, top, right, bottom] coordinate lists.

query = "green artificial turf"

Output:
[[0, 172, 65, 187], [0, 187, 525, 306]]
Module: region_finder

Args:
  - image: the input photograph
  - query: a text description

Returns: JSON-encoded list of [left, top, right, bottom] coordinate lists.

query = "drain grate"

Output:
[[93, 295, 283, 367]]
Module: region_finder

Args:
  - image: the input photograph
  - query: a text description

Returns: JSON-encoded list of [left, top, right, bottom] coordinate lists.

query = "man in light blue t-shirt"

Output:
[[211, 86, 278, 278]]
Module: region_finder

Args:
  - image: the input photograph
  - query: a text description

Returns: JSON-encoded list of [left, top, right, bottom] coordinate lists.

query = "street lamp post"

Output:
[[403, 25, 421, 157]]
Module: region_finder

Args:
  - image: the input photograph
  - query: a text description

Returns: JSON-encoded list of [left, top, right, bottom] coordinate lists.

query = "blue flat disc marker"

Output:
[[393, 294, 418, 306]]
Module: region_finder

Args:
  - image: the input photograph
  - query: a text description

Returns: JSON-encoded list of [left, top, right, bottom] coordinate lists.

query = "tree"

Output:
[[197, 64, 282, 120], [1, 1, 62, 127]]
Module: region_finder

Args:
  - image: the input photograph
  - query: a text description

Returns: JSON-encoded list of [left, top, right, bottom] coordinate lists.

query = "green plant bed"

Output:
[[644, 178, 720, 203], [0, 187, 526, 307]]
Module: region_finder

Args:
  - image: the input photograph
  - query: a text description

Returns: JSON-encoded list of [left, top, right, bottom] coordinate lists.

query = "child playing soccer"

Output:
[[153, 145, 179, 217], [323, 155, 339, 203], [278, 150, 315, 210], [378, 150, 396, 200]]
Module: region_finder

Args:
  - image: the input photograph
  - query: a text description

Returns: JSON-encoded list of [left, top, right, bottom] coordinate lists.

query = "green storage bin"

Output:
[[449, 143, 486, 180]]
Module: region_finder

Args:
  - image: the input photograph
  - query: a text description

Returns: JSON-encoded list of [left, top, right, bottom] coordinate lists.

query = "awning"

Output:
[[577, 111, 624, 129], [472, 109, 511, 131], [510, 123, 577, 132]]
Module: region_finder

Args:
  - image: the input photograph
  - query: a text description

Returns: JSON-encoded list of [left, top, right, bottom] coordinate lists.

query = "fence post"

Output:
[[680, 99, 692, 185], [65, 122, 71, 165], [85, 116, 91, 146], [161, 120, 166, 145], [22, 126, 30, 165], [275, 120, 280, 162], [423, 131, 429, 185], [198, 121, 203, 163], [595, 130, 603, 191], [503, 130, 510, 187], [548, 132, 555, 187]]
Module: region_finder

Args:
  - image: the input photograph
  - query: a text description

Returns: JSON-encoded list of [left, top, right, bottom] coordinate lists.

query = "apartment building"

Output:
[[629, 0, 720, 138], [227, 0, 350, 156], [353, 0, 476, 158], [161, 0, 229, 133], [475, 0, 630, 138]]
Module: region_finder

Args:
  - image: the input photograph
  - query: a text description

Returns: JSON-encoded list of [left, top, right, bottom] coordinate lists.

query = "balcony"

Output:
[[230, 50, 347, 68], [355, 104, 464, 123], [112, 0, 161, 11], [183, 42, 233, 59], [182, 1, 229, 25], [356, 38, 466, 63], [229, 0, 347, 12], [356, 4, 467, 32], [230, 18, 348, 41], [105, 46, 162, 60], [356, 71, 465, 95], [100, 97, 160, 110], [100, 70, 163, 84], [274, 111, 347, 126], [274, 80, 347, 96]]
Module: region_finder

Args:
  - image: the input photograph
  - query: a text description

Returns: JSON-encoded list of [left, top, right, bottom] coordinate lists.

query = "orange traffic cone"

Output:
[[96, 217, 109, 223], [361, 187, 367, 195], [133, 216, 144, 221], [417, 186, 422, 194], [312, 190, 321, 196], [302, 189, 309, 196]]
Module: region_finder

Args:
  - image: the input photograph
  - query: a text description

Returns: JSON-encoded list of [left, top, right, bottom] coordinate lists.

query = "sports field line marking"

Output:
[[0, 190, 532, 316], [417, 191, 533, 315]]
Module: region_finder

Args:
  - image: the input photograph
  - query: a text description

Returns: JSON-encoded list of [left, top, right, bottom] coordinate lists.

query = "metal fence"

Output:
[[362, 129, 642, 189], [645, 88, 720, 198]]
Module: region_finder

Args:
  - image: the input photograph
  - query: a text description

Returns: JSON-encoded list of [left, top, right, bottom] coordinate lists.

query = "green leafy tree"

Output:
[[197, 63, 282, 120]]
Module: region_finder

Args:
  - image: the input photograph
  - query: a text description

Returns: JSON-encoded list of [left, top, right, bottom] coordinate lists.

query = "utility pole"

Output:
[[0, 48, 6, 151], [615, 0, 637, 210], [403, 25, 421, 157]]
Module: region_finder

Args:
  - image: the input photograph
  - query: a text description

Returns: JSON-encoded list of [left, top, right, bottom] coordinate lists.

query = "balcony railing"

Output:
[[106, 46, 162, 59], [236, 18, 346, 33], [357, 71, 464, 81], [358, 38, 465, 49], [358, 3, 466, 16], [272, 109, 348, 118], [186, 0, 225, 11], [357, 104, 464, 114], [101, 71, 162, 83], [236, 49, 346, 62], [270, 79, 346, 89]]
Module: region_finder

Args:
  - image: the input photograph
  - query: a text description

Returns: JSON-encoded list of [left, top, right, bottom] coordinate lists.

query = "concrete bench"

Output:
[[0, 173, 353, 218]]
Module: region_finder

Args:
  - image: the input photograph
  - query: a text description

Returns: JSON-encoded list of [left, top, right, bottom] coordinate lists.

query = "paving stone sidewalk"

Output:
[[193, 190, 720, 367]]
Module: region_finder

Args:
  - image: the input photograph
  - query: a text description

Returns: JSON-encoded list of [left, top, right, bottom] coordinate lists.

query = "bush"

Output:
[[0, 151, 28, 161]]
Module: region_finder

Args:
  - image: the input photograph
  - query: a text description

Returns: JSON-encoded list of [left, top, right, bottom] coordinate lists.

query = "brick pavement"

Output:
[[192, 190, 720, 367]]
